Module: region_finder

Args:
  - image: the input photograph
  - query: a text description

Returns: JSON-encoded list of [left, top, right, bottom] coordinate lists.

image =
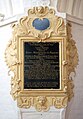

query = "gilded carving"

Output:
[[54, 96, 68, 109], [17, 96, 68, 111], [9, 6, 66, 41], [66, 23, 78, 77], [66, 23, 79, 100], [4, 6, 78, 111], [35, 96, 49, 111]]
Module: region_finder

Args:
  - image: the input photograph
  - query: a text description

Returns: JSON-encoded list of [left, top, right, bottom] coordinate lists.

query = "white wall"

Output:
[[65, 22, 83, 119], [0, 25, 18, 119]]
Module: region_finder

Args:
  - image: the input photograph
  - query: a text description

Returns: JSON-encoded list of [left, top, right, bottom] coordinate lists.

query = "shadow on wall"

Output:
[[65, 22, 83, 119], [0, 25, 18, 119]]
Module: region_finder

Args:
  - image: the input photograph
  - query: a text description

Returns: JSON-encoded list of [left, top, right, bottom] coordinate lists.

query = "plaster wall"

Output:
[[65, 22, 83, 119], [0, 25, 18, 119]]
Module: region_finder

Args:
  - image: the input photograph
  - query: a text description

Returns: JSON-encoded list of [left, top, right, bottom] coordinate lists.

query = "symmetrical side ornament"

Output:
[[4, 6, 78, 111]]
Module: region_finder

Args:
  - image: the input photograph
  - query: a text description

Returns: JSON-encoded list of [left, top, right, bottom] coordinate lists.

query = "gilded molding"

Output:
[[4, 6, 78, 111], [17, 96, 68, 111]]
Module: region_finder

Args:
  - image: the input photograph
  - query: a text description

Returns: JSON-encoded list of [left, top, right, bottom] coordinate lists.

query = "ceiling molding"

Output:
[[57, 0, 83, 21], [66, 14, 83, 26]]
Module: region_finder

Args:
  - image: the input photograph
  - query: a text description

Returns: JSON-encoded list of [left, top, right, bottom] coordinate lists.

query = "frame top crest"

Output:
[[12, 6, 66, 41]]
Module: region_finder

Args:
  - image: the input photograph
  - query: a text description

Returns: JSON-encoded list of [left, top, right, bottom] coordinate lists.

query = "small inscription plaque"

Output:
[[24, 42, 60, 89]]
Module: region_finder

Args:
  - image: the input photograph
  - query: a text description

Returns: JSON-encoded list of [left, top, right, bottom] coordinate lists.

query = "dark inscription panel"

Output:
[[24, 42, 60, 89]]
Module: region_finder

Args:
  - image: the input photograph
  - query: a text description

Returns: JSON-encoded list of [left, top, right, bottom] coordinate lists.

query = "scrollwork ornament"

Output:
[[66, 23, 79, 77], [17, 97, 31, 108], [54, 96, 68, 109], [4, 6, 78, 111], [66, 22, 79, 101], [9, 6, 66, 40], [4, 25, 22, 100]]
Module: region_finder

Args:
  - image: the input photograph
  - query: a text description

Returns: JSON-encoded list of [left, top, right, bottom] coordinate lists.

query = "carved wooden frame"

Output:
[[5, 6, 78, 111]]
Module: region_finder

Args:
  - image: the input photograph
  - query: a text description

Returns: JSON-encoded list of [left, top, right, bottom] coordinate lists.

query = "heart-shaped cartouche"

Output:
[[32, 18, 50, 30]]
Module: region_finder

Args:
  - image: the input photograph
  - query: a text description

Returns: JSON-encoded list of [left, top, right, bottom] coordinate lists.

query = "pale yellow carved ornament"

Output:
[[5, 6, 78, 111]]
